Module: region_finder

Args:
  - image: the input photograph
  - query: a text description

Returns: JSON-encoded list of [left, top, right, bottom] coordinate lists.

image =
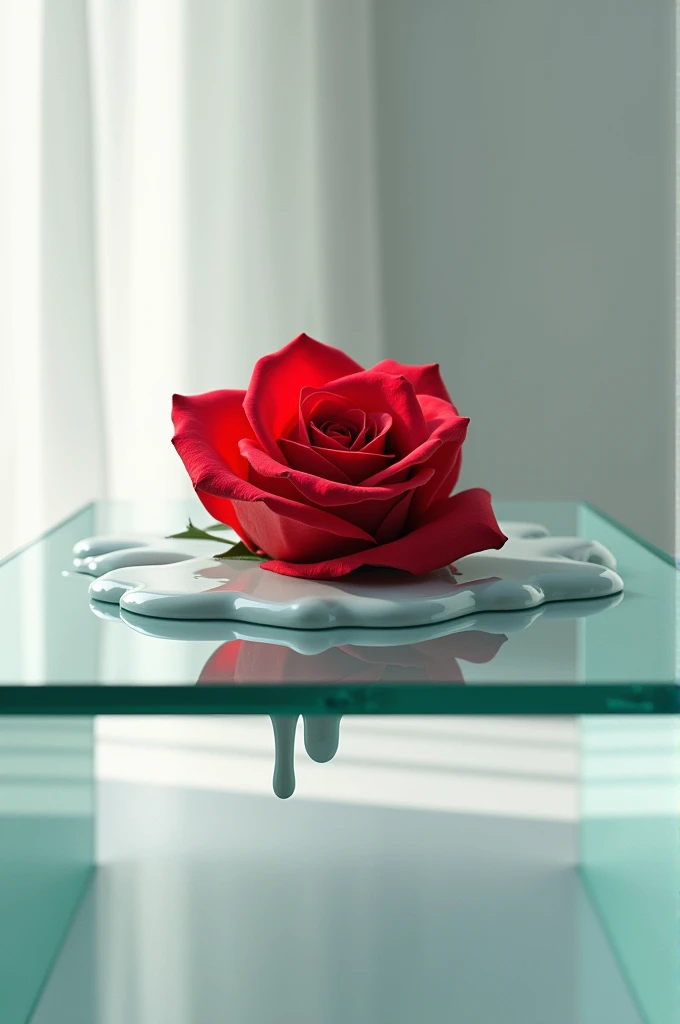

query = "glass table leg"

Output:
[[0, 716, 94, 1024], [579, 715, 680, 1024]]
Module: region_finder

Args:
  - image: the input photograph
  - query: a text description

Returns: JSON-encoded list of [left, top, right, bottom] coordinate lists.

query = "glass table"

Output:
[[0, 500, 677, 1023]]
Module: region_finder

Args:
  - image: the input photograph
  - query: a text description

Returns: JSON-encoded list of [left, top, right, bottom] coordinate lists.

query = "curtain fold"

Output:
[[1, 0, 105, 548], [0, 0, 383, 551]]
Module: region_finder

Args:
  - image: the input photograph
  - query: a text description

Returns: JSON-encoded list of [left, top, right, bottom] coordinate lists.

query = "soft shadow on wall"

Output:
[[373, 0, 675, 551]]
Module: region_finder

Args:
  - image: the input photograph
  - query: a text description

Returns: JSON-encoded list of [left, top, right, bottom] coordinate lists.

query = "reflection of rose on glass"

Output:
[[198, 630, 508, 686], [198, 630, 507, 799]]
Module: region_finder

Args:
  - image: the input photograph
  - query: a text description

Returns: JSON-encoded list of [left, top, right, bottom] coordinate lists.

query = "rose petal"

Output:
[[299, 390, 355, 448], [239, 437, 434, 507], [263, 488, 507, 579], [172, 412, 374, 549], [321, 493, 407, 537], [374, 491, 413, 543], [406, 394, 468, 513], [245, 334, 363, 458], [301, 393, 368, 450], [191, 491, 255, 546], [310, 445, 395, 484], [361, 397, 468, 489], [309, 411, 391, 455], [172, 390, 258, 544], [317, 371, 428, 459], [308, 422, 349, 451], [411, 447, 462, 517], [352, 412, 392, 453], [349, 423, 369, 450], [278, 437, 352, 483], [236, 499, 373, 563], [172, 389, 252, 478], [318, 407, 366, 448], [324, 423, 353, 445], [300, 390, 355, 419], [371, 359, 455, 406]]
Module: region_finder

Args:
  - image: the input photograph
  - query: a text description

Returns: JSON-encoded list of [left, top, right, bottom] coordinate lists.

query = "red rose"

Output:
[[172, 333, 506, 579]]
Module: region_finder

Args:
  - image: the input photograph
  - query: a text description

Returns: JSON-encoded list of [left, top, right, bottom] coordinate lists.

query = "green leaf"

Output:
[[214, 540, 271, 561], [166, 518, 238, 545], [206, 522, 233, 532]]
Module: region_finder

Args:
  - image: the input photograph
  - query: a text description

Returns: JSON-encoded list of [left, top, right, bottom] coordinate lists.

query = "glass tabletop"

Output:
[[0, 500, 676, 715]]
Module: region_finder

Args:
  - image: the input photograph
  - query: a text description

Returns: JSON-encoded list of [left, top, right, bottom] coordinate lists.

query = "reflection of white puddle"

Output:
[[95, 590, 623, 652]]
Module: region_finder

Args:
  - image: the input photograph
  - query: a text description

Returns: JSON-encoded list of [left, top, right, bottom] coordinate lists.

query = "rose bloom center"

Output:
[[318, 419, 356, 447]]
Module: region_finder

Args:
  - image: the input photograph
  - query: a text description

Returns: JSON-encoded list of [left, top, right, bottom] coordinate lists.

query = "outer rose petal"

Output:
[[235, 499, 374, 563], [406, 394, 468, 513], [263, 488, 507, 579], [193, 491, 255, 547], [374, 492, 412, 543], [371, 359, 454, 407], [172, 389, 256, 544], [244, 334, 363, 458], [172, 389, 252, 479], [361, 399, 468, 488], [172, 405, 375, 551], [413, 448, 462, 514]]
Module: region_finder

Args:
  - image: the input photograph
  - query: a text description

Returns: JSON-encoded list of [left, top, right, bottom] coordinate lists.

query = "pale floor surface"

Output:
[[96, 714, 582, 818], [29, 717, 644, 1024]]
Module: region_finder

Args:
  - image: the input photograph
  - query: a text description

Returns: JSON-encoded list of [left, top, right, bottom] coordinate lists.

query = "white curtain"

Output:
[[0, 0, 384, 552]]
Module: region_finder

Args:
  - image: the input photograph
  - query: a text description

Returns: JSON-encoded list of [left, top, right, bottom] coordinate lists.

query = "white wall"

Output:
[[0, 0, 674, 553], [373, 0, 675, 551]]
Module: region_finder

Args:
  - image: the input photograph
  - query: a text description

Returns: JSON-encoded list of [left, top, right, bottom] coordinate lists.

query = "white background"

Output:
[[0, 0, 675, 554]]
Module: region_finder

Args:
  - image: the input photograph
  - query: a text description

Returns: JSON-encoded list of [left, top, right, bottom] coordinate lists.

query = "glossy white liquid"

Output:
[[76, 522, 623, 629]]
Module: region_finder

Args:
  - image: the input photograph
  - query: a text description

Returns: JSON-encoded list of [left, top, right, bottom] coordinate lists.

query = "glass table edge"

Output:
[[2, 500, 673, 566], [0, 502, 96, 570], [0, 683, 677, 716], [581, 500, 676, 566], [0, 500, 676, 713]]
